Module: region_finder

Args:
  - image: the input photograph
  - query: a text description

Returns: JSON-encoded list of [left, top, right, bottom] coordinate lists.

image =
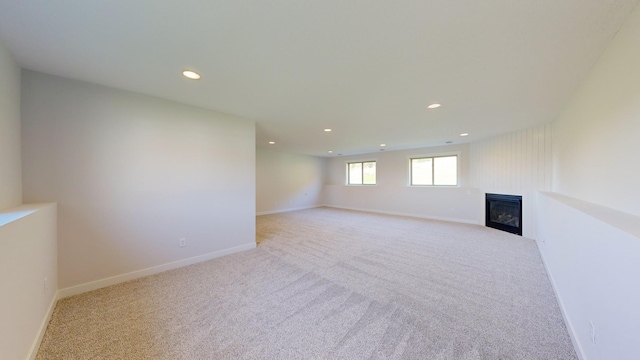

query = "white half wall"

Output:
[[552, 4, 640, 217], [21, 71, 256, 290], [469, 124, 553, 238], [256, 149, 325, 215], [0, 203, 57, 360], [537, 192, 640, 360], [0, 39, 21, 210], [324, 144, 480, 223], [541, 5, 640, 360]]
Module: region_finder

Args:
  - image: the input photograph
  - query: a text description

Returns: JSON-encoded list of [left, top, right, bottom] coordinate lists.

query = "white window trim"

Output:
[[407, 151, 460, 187], [345, 159, 377, 186]]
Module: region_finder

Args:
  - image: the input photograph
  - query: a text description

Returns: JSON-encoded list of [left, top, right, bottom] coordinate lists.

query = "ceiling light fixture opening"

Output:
[[459, 133, 469, 137], [328, 150, 333, 153], [324, 128, 332, 132], [182, 70, 201, 80], [428, 103, 441, 109], [380, 144, 386, 147], [268, 141, 275, 144]]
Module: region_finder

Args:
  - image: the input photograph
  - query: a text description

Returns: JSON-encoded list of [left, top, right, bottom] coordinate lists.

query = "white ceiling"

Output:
[[0, 0, 637, 156]]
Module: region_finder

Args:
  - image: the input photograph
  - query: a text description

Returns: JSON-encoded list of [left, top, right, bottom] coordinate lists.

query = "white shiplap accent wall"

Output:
[[469, 123, 552, 238]]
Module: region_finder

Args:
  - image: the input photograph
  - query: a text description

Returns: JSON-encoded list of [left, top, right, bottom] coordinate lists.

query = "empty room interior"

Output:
[[1, 1, 639, 359]]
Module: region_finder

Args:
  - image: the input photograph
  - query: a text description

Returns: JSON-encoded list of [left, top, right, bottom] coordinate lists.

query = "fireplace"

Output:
[[485, 193, 522, 235]]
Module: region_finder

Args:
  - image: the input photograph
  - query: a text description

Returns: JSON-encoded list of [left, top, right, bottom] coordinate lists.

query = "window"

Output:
[[348, 161, 376, 185], [411, 155, 457, 186]]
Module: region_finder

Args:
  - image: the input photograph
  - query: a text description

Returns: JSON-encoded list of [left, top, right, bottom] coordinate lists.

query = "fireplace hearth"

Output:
[[485, 193, 522, 235]]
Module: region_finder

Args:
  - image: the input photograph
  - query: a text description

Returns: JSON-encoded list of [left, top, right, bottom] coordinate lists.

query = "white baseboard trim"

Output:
[[256, 205, 323, 216], [324, 205, 479, 225], [58, 242, 257, 299], [28, 290, 59, 360], [536, 238, 585, 360]]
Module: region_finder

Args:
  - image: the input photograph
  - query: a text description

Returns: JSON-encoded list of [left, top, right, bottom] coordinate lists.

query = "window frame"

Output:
[[346, 160, 377, 186], [409, 153, 459, 187]]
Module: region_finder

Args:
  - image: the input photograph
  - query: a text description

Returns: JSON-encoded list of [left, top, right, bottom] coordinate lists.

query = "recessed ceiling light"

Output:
[[380, 144, 386, 147], [324, 128, 332, 132], [182, 70, 201, 80], [328, 150, 333, 153], [460, 133, 469, 137], [428, 103, 441, 109], [268, 141, 275, 144]]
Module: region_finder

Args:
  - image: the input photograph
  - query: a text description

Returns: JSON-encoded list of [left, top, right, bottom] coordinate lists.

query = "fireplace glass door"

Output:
[[485, 193, 522, 235]]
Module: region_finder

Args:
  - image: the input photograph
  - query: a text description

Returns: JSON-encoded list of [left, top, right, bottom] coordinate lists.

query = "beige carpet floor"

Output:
[[36, 207, 577, 359]]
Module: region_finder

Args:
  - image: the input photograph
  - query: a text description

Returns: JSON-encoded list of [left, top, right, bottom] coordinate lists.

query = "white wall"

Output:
[[0, 39, 21, 210], [552, 4, 640, 217], [0, 204, 57, 360], [539, 4, 640, 360], [324, 144, 480, 223], [21, 71, 256, 291], [256, 149, 325, 214], [469, 124, 553, 238], [0, 40, 58, 360], [537, 193, 640, 360]]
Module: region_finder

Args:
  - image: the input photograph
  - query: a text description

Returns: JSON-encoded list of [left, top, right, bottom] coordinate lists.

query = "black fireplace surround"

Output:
[[485, 193, 522, 236]]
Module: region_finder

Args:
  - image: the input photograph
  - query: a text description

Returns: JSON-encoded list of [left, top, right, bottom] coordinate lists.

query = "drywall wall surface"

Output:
[[21, 71, 256, 289], [542, 7, 640, 359], [469, 123, 553, 238], [0, 203, 57, 360], [0, 39, 21, 210], [256, 149, 325, 214], [552, 4, 640, 217], [537, 192, 640, 360], [324, 144, 480, 223]]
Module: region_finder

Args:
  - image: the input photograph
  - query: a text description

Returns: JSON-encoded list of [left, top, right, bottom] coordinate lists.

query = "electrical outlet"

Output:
[[590, 321, 596, 345], [179, 238, 186, 248]]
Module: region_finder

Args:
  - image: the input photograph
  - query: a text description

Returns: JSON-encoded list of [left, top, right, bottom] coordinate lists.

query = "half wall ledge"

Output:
[[539, 191, 640, 240]]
